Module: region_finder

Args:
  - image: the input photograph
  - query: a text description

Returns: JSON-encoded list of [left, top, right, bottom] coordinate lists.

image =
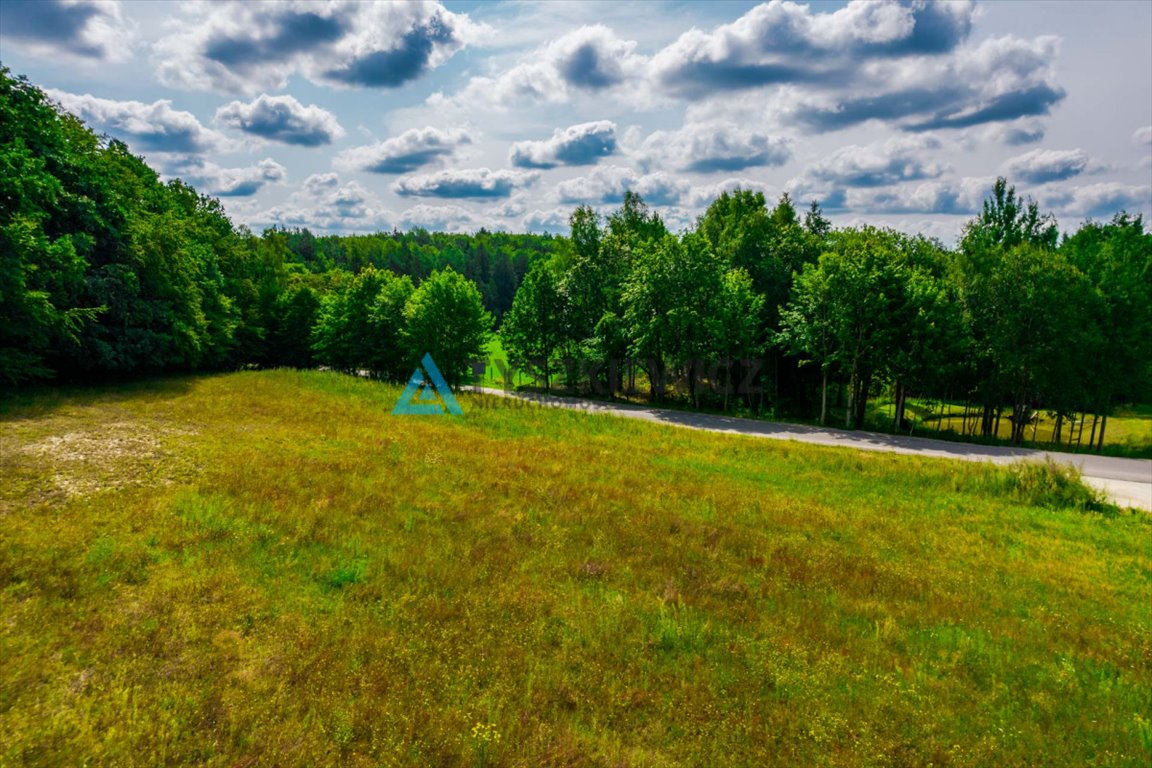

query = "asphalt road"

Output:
[[467, 387, 1152, 510]]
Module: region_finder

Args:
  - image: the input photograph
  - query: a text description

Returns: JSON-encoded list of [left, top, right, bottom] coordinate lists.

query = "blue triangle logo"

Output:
[[392, 354, 463, 415]]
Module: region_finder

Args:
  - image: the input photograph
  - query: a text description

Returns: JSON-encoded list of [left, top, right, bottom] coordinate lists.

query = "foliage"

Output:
[[3, 66, 1149, 455], [500, 260, 566, 390], [402, 267, 493, 386]]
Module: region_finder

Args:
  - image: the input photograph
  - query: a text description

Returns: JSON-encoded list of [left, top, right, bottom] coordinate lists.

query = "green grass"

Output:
[[474, 336, 535, 389], [866, 397, 1152, 459], [1, 370, 1150, 766]]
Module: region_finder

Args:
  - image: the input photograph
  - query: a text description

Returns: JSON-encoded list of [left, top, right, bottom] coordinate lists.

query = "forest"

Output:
[[3, 67, 1150, 447], [0, 69, 556, 389]]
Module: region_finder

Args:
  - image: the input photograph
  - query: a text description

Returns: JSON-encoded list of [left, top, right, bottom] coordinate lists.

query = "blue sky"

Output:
[[2, 0, 1149, 242]]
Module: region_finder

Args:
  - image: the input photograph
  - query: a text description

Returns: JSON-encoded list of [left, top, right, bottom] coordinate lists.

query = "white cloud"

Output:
[[430, 25, 646, 110], [650, 0, 975, 98], [1045, 182, 1152, 220], [1, 0, 136, 62], [45, 89, 230, 155], [1003, 148, 1092, 184], [510, 121, 618, 169], [806, 135, 947, 187], [335, 127, 472, 174], [215, 94, 344, 146], [556, 165, 689, 206], [393, 168, 539, 199], [256, 173, 390, 231], [152, 1, 486, 94], [637, 124, 791, 173], [399, 204, 501, 233], [169, 157, 287, 197]]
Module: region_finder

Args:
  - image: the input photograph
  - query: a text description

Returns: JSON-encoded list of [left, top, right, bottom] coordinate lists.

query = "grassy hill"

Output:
[[1, 370, 1149, 767]]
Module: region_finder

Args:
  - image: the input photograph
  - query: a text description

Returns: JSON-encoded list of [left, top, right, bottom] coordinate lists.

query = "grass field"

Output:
[[2, 370, 1150, 766]]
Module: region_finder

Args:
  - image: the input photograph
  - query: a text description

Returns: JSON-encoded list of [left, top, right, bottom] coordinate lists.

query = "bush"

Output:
[[998, 459, 1110, 513]]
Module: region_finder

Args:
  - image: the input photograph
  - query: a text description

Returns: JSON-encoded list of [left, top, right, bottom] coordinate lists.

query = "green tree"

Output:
[[402, 268, 492, 387], [779, 228, 907, 428], [267, 284, 321, 368], [956, 178, 1062, 438], [1061, 214, 1152, 448], [502, 260, 565, 390], [623, 232, 723, 404], [709, 267, 765, 410]]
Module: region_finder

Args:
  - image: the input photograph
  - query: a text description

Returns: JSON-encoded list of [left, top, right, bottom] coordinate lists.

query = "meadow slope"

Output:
[[1, 370, 1149, 767]]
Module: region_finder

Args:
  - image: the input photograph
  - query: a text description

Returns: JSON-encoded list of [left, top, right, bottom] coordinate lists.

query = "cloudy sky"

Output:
[[3, 0, 1150, 241]]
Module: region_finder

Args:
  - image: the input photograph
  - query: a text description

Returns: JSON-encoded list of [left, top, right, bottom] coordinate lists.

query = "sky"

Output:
[[2, 0, 1150, 243]]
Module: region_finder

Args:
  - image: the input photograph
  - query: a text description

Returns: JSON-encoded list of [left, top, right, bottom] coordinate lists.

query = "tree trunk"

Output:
[[820, 368, 828, 427], [1053, 413, 1063, 445], [854, 371, 872, 430], [1087, 412, 1099, 450], [845, 365, 857, 430], [1096, 413, 1108, 453]]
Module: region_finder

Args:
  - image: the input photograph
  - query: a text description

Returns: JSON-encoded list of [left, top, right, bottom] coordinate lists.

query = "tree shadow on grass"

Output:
[[0, 373, 211, 422]]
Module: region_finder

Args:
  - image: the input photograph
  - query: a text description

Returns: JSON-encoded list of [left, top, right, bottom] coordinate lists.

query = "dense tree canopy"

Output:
[[3, 68, 1149, 451], [0, 69, 530, 387]]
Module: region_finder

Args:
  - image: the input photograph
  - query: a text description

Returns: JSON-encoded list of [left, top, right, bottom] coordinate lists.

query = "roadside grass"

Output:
[[1, 369, 1149, 766], [866, 397, 1152, 459], [474, 338, 1152, 458]]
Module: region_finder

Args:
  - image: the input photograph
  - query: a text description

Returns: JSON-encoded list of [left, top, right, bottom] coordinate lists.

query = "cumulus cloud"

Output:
[[1134, 126, 1152, 146], [980, 119, 1046, 146], [684, 177, 774, 208], [257, 173, 388, 231], [45, 89, 230, 155], [1045, 182, 1152, 220], [153, 1, 483, 94], [431, 25, 645, 110], [215, 94, 343, 146], [556, 166, 689, 206], [779, 34, 1064, 133], [522, 207, 572, 234], [510, 121, 617, 169], [393, 168, 539, 199], [1003, 148, 1092, 184], [806, 135, 946, 187], [841, 178, 991, 215], [1, 0, 135, 61], [548, 24, 642, 91], [335, 127, 472, 175], [399, 204, 500, 233], [637, 124, 791, 173], [167, 157, 288, 197], [650, 0, 975, 98]]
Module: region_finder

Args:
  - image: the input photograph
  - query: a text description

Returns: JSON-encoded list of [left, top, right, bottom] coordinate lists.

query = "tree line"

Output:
[[0, 69, 548, 388], [501, 186, 1151, 448], [3, 67, 1149, 449]]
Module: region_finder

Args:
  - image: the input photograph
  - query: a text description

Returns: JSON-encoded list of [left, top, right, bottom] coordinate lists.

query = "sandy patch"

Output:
[[13, 420, 199, 499]]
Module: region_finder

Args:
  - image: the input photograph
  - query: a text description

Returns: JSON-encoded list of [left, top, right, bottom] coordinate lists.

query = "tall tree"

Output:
[[502, 260, 565, 390], [402, 267, 492, 387]]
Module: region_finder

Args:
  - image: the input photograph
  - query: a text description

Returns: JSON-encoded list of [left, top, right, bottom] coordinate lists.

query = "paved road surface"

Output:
[[467, 387, 1152, 510]]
